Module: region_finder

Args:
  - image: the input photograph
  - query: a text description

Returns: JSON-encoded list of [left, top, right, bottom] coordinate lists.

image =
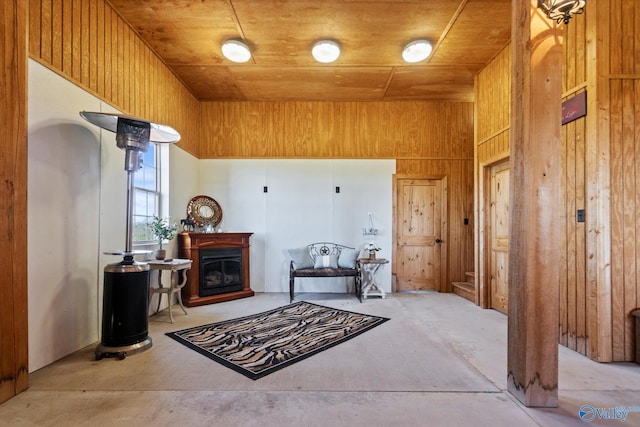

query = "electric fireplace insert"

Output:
[[200, 248, 243, 296]]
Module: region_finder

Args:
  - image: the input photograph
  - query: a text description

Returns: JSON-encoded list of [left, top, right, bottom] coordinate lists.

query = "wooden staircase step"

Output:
[[465, 271, 475, 285], [452, 281, 475, 303]]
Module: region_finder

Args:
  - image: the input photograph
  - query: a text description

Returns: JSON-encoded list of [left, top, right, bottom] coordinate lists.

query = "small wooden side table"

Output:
[[148, 259, 192, 323], [359, 258, 389, 300]]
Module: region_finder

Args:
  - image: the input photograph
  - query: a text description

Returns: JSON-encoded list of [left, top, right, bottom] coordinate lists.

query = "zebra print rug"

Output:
[[166, 301, 389, 380]]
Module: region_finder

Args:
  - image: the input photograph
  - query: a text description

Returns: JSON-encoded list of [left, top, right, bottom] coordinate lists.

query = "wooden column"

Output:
[[0, 0, 29, 403], [507, 0, 563, 407]]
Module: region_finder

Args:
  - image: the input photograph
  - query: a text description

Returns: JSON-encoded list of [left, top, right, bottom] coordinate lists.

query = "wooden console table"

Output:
[[178, 232, 254, 306]]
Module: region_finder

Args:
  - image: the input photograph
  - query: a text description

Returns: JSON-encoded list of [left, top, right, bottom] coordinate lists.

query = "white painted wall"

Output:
[[167, 144, 199, 257], [199, 159, 395, 294], [28, 61, 103, 371], [27, 61, 395, 371]]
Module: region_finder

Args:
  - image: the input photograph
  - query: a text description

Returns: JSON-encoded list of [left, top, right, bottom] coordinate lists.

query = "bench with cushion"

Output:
[[288, 242, 362, 302]]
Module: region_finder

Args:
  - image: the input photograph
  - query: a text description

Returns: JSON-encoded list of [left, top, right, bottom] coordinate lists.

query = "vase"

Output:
[[154, 249, 166, 260]]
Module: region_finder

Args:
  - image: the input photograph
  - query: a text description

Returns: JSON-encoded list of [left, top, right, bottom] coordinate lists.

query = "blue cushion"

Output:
[[338, 248, 358, 269], [288, 247, 314, 269]]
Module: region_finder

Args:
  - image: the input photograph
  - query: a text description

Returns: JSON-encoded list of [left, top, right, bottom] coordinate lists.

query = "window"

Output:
[[133, 144, 160, 243]]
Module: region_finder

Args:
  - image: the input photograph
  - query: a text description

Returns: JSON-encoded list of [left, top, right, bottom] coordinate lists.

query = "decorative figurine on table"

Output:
[[181, 217, 195, 232]]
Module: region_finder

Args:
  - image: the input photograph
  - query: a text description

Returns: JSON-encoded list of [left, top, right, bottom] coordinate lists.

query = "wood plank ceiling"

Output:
[[108, 0, 511, 102]]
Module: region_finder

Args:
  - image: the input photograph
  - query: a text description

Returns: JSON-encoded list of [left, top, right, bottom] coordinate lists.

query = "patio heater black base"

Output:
[[96, 257, 152, 360]]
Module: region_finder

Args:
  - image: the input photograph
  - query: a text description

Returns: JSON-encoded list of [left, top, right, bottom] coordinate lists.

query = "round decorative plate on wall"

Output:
[[187, 195, 223, 227]]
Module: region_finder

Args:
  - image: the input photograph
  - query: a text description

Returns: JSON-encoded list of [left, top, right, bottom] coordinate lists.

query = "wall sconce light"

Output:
[[311, 40, 341, 63], [402, 39, 432, 63], [538, 0, 586, 25], [221, 39, 252, 63], [363, 213, 378, 236]]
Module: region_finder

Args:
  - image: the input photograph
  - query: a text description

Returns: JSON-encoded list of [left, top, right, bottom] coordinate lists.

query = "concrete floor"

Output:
[[1, 292, 640, 426]]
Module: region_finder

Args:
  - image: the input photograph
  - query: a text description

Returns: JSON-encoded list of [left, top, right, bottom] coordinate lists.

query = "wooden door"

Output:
[[489, 161, 510, 313], [395, 179, 444, 292]]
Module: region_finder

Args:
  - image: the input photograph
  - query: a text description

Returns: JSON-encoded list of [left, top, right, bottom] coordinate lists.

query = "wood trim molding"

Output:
[[477, 155, 510, 309], [476, 126, 510, 146]]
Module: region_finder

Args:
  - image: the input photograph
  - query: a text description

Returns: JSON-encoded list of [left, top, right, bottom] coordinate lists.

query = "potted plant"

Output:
[[364, 242, 381, 260], [148, 216, 178, 260]]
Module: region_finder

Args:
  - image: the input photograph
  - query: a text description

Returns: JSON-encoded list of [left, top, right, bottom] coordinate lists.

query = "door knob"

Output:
[[435, 238, 442, 243]]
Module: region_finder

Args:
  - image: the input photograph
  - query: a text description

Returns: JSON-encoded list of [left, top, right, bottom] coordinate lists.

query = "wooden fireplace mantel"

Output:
[[178, 232, 254, 306]]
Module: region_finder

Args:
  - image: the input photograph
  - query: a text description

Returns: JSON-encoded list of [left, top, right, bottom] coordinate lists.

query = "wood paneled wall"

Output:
[[201, 101, 475, 286], [476, 33, 594, 357], [560, 7, 590, 357], [28, 0, 200, 156], [560, 94, 588, 355], [475, 1, 640, 363], [474, 45, 511, 307], [476, 45, 511, 164], [200, 101, 473, 159], [608, 0, 640, 362], [0, 1, 29, 404]]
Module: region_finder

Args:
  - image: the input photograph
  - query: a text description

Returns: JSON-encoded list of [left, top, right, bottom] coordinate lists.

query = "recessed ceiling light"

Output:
[[312, 40, 341, 63], [402, 39, 432, 63], [221, 39, 251, 63]]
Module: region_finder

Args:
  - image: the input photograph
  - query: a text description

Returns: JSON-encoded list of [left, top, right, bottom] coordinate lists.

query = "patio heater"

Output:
[[80, 112, 180, 360]]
